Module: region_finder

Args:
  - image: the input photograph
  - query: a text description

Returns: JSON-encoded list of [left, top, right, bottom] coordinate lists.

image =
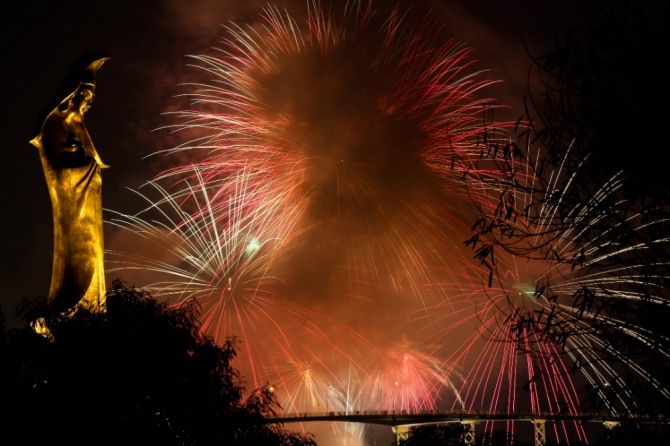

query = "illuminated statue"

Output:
[[30, 53, 111, 316]]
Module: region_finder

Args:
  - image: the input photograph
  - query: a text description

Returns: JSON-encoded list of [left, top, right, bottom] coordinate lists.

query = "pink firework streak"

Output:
[[150, 0, 514, 315], [106, 169, 462, 445], [417, 259, 589, 444], [416, 140, 670, 443], [99, 1, 637, 445], [476, 140, 670, 416]]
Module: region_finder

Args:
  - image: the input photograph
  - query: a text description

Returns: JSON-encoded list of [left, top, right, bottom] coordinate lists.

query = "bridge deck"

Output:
[[265, 410, 670, 427]]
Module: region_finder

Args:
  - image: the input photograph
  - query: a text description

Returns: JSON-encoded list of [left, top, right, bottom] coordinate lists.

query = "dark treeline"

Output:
[[396, 422, 669, 446], [0, 280, 315, 446]]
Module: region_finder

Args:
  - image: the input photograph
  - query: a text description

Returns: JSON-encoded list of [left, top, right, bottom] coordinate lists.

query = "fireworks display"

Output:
[[105, 1, 669, 445], [466, 138, 670, 416]]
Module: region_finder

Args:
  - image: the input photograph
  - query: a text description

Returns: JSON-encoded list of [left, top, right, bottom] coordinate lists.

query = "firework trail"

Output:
[[149, 0, 512, 314], [406, 133, 669, 442], [406, 254, 587, 444], [108, 168, 363, 389], [453, 137, 670, 420], [101, 1, 642, 445], [107, 167, 464, 446]]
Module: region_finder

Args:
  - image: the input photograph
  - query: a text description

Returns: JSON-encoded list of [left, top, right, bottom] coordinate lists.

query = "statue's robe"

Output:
[[30, 100, 106, 313]]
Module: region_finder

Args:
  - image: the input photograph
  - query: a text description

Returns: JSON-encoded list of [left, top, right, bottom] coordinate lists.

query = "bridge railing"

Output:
[[265, 409, 670, 424]]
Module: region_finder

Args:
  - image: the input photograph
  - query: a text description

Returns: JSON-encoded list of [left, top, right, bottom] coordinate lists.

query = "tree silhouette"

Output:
[[593, 422, 670, 446], [395, 424, 532, 446], [466, 0, 670, 415], [527, 0, 670, 208], [396, 423, 470, 446], [0, 280, 316, 446]]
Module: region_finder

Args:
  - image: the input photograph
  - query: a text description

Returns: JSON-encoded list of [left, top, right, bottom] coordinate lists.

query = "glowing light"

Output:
[[99, 1, 670, 444]]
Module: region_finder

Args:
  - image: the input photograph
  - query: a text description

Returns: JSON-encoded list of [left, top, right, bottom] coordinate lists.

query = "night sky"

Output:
[[1, 0, 585, 329], [4, 1, 669, 445]]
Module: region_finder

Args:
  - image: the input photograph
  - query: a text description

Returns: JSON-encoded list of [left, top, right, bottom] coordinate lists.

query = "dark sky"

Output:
[[1, 0, 588, 329], [4, 4, 670, 446]]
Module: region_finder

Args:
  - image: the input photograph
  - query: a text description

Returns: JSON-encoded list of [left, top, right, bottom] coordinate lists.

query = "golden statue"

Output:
[[30, 53, 111, 318]]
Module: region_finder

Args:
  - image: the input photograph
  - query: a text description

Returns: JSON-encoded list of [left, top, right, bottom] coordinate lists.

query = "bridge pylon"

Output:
[[603, 421, 620, 430], [392, 425, 409, 443], [461, 420, 476, 446], [533, 419, 546, 446]]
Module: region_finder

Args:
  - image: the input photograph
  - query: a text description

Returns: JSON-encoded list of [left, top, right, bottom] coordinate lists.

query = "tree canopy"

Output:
[[396, 424, 533, 446], [0, 280, 316, 446]]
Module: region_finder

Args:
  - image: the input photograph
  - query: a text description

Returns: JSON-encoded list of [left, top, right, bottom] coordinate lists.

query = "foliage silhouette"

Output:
[[520, 0, 670, 414], [466, 0, 670, 415], [527, 0, 670, 208], [396, 423, 470, 446], [593, 422, 670, 446], [0, 279, 316, 446], [395, 424, 532, 446]]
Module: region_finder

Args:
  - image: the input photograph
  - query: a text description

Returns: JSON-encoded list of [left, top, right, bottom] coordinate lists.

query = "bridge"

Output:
[[264, 410, 670, 446]]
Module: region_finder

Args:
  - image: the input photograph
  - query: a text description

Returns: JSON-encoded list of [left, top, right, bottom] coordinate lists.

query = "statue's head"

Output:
[[69, 57, 109, 114], [33, 52, 110, 136]]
